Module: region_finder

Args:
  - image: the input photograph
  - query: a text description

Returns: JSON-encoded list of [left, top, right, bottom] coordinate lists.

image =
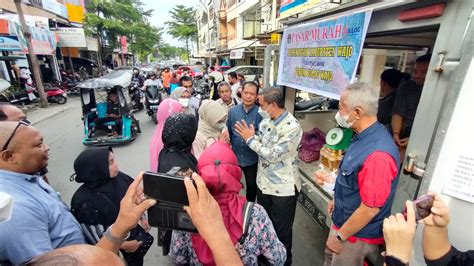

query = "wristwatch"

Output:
[[336, 232, 346, 243], [104, 224, 130, 244]]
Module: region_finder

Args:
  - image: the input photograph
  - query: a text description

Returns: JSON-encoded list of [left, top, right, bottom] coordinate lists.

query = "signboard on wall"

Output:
[[56, 27, 87, 47], [0, 36, 21, 51], [42, 0, 69, 18], [277, 10, 372, 99], [280, 0, 321, 19], [230, 48, 245, 59], [66, 1, 85, 23], [86, 37, 99, 51]]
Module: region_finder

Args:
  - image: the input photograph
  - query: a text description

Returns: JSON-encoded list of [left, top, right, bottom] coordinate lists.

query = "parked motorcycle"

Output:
[[40, 84, 68, 104], [144, 85, 162, 123]]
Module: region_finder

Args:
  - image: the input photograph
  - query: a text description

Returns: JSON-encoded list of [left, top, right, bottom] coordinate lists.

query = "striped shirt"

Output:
[[392, 80, 423, 136]]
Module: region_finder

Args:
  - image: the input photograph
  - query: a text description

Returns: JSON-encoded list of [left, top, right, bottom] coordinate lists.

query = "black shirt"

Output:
[[378, 92, 396, 126], [426, 246, 474, 266], [107, 101, 120, 116]]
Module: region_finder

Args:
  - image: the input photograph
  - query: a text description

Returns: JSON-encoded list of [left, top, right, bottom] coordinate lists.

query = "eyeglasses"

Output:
[[1, 119, 31, 152]]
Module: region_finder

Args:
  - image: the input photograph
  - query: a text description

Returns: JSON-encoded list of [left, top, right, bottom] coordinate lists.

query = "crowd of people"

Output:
[[0, 58, 472, 266]]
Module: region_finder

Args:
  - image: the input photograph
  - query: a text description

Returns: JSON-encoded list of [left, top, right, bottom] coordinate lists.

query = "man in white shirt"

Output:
[[227, 72, 241, 103], [143, 71, 163, 89]]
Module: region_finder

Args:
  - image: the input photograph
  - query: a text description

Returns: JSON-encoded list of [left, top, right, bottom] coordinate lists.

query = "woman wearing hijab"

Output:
[[158, 113, 199, 173], [71, 147, 153, 266], [149, 98, 182, 172], [192, 100, 228, 159], [169, 141, 287, 265], [170, 87, 197, 117], [157, 113, 199, 256]]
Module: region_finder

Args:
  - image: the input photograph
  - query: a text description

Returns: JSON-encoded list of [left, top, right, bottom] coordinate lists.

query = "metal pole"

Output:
[[14, 0, 48, 107], [207, 8, 212, 66], [66, 47, 77, 81]]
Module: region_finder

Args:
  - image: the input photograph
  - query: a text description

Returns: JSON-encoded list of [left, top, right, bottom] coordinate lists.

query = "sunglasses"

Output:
[[1, 119, 31, 152]]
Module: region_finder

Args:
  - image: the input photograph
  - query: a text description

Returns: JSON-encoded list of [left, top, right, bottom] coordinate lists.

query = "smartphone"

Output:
[[405, 194, 434, 221], [143, 171, 189, 206], [143, 171, 197, 232]]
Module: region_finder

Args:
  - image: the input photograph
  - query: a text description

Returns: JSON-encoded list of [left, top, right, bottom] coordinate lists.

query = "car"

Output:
[[224, 65, 264, 82], [216, 66, 231, 73], [178, 65, 205, 77]]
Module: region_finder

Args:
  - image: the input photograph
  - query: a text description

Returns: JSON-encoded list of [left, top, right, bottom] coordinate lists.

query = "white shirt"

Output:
[[231, 83, 242, 103], [144, 79, 163, 88]]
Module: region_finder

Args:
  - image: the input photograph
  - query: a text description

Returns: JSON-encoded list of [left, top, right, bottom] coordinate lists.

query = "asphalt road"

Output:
[[31, 97, 326, 265]]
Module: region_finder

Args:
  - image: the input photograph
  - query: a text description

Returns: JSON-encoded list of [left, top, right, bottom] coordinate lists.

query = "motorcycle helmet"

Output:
[[148, 71, 156, 78], [133, 67, 140, 74]]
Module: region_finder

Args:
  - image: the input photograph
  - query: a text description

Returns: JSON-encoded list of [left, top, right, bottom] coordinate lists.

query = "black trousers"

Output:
[[241, 163, 258, 202], [257, 187, 298, 266]]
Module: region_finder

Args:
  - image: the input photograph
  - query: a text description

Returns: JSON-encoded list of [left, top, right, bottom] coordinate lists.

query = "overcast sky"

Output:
[[140, 0, 200, 47]]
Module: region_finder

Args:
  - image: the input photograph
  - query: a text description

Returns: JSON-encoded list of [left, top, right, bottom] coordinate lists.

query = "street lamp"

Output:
[[199, 0, 212, 67]]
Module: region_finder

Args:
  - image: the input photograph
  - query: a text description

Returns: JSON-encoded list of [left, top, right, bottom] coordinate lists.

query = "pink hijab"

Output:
[[194, 141, 246, 265], [149, 99, 183, 171]]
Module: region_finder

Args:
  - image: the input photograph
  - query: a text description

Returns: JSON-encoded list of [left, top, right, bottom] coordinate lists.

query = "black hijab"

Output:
[[158, 113, 198, 173], [71, 146, 133, 227]]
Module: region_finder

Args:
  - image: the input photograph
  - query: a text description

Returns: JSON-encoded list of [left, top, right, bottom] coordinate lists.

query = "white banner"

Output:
[[56, 27, 87, 48], [277, 10, 372, 99], [230, 48, 245, 59], [86, 37, 99, 51]]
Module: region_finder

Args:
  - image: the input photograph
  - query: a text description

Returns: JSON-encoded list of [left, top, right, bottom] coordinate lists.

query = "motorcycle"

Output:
[[128, 78, 144, 112], [40, 84, 68, 104], [144, 85, 162, 124]]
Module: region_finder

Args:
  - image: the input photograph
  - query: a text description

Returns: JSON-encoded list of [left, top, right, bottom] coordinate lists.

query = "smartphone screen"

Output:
[[404, 194, 434, 221], [143, 171, 189, 206]]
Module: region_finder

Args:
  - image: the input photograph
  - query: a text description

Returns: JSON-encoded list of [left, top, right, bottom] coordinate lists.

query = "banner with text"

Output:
[[277, 10, 372, 99]]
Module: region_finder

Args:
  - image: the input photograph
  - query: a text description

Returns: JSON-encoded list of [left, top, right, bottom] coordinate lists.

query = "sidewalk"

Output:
[[24, 97, 79, 125]]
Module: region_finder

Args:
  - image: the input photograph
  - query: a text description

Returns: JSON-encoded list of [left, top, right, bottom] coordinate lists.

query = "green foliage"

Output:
[[158, 44, 187, 60], [165, 5, 198, 62], [84, 0, 162, 62]]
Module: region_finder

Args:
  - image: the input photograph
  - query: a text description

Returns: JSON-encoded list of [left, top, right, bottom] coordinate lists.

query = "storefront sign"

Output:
[[280, 0, 321, 19], [6, 20, 57, 54], [42, 0, 69, 18], [65, 0, 85, 23], [230, 48, 245, 59], [271, 33, 281, 45], [277, 10, 372, 99], [0, 36, 21, 51], [56, 27, 87, 47], [86, 37, 99, 51], [120, 35, 128, 54]]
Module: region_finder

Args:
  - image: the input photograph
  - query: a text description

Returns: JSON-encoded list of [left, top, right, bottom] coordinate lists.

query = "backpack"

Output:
[[299, 128, 326, 163]]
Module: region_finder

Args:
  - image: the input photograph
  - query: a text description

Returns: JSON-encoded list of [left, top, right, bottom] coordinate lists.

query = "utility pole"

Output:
[[14, 0, 48, 107]]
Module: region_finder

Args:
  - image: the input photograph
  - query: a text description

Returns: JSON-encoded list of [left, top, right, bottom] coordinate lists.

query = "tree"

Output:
[[84, 0, 161, 66], [165, 5, 198, 62], [158, 44, 187, 60]]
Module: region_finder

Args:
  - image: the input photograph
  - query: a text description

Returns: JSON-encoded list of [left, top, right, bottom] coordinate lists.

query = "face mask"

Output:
[[215, 122, 226, 131], [335, 111, 354, 128], [258, 106, 271, 119], [179, 98, 190, 108]]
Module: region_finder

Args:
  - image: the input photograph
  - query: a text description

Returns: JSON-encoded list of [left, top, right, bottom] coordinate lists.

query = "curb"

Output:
[[31, 106, 73, 125]]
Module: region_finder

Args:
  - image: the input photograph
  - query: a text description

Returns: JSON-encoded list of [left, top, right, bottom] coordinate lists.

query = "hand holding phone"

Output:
[[143, 171, 197, 232], [404, 194, 434, 221]]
